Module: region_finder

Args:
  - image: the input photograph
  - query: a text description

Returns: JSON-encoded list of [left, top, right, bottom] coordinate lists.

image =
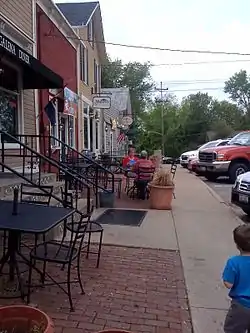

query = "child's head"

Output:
[[233, 224, 250, 252]]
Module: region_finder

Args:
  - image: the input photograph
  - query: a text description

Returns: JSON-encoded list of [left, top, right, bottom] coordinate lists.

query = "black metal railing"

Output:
[[48, 135, 115, 193], [1, 133, 115, 204], [0, 132, 91, 213]]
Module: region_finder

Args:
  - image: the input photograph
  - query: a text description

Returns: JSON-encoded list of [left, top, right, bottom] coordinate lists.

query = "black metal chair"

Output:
[[27, 211, 88, 311], [61, 190, 103, 268], [128, 166, 155, 200], [20, 183, 54, 248], [2, 184, 54, 255]]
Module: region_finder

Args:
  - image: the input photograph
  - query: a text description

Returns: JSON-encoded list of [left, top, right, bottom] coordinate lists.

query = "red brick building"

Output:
[[36, 0, 80, 156]]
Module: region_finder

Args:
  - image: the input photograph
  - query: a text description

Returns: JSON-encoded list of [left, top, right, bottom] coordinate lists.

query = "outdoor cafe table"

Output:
[[0, 200, 74, 299]]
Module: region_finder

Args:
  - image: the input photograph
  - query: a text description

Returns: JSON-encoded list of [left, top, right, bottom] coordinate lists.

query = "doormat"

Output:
[[96, 209, 147, 227]]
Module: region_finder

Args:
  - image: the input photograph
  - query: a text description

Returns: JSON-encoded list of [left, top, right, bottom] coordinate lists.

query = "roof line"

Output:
[[85, 2, 100, 26]]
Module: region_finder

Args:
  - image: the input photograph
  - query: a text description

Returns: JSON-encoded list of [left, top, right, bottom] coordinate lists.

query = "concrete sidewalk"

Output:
[[91, 167, 241, 332], [173, 168, 240, 332]]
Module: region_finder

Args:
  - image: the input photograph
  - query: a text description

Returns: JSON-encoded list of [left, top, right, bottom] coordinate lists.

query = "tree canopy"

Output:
[[102, 57, 250, 156]]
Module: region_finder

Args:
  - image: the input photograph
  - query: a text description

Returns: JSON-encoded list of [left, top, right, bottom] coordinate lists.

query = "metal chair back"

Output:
[[20, 183, 53, 205]]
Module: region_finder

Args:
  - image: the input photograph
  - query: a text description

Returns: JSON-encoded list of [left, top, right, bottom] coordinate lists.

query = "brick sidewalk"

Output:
[[1, 246, 192, 333]]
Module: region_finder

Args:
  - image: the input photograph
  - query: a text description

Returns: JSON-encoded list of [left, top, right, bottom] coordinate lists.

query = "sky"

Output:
[[56, 0, 250, 101]]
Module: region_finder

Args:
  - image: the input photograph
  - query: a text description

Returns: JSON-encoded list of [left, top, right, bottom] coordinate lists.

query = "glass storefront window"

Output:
[[84, 116, 89, 149], [96, 122, 99, 150], [0, 89, 18, 142]]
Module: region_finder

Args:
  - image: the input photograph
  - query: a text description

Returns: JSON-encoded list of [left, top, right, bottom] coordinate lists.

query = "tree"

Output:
[[102, 57, 154, 144], [224, 70, 250, 116], [101, 56, 154, 121]]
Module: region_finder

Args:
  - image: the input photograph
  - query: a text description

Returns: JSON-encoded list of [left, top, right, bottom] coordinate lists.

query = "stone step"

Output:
[[0, 173, 57, 199]]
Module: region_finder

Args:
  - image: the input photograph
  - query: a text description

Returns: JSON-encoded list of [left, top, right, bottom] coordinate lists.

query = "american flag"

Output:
[[117, 132, 126, 144]]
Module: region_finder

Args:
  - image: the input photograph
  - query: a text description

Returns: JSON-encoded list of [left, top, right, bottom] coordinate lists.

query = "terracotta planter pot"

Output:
[[148, 183, 174, 210], [0, 305, 54, 333], [96, 331, 133, 333]]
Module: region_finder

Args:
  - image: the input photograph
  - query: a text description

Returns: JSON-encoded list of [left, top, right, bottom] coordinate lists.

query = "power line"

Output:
[[151, 59, 250, 67], [102, 59, 250, 67], [152, 87, 225, 93], [161, 79, 227, 84], [66, 36, 250, 56]]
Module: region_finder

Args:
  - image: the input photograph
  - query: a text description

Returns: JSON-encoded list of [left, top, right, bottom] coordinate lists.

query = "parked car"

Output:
[[188, 157, 199, 172], [231, 171, 250, 215], [180, 139, 229, 168], [162, 156, 180, 164], [198, 131, 250, 183]]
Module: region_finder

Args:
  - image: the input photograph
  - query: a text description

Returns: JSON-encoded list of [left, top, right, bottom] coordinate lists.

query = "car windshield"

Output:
[[198, 141, 217, 150], [228, 132, 250, 146]]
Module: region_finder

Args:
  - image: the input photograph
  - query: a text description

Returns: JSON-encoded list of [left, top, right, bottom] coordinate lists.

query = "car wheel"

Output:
[[205, 174, 218, 182], [242, 207, 250, 216], [229, 162, 249, 183], [182, 164, 188, 168]]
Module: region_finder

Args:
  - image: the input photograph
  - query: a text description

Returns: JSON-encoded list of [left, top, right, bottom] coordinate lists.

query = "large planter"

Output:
[[148, 183, 174, 210], [0, 305, 54, 333]]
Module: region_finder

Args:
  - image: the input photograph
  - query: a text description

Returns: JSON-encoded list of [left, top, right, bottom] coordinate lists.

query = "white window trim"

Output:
[[49, 97, 60, 149], [110, 131, 113, 154], [83, 108, 91, 150], [67, 115, 75, 148], [0, 59, 23, 149]]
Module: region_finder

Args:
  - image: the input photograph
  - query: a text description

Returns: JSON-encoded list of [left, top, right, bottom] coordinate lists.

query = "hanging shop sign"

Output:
[[0, 33, 30, 65], [122, 116, 133, 126], [92, 96, 111, 109], [64, 87, 78, 117]]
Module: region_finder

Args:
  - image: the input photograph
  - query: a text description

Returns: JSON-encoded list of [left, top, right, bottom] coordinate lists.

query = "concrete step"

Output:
[[0, 173, 57, 199]]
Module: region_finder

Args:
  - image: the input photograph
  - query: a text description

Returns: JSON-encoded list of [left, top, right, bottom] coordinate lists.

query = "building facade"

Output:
[[101, 88, 132, 155], [0, 0, 63, 169], [0, 0, 36, 147], [36, 0, 80, 156], [56, 1, 106, 155]]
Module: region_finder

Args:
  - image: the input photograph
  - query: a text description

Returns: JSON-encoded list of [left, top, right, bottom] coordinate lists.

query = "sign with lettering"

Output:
[[93, 96, 111, 109], [0, 33, 30, 66]]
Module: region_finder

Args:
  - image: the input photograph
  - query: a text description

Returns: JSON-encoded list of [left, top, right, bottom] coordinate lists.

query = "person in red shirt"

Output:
[[133, 150, 155, 199], [122, 147, 138, 169]]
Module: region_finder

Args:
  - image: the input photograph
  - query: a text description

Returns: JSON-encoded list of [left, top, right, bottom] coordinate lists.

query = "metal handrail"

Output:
[[0, 131, 91, 213]]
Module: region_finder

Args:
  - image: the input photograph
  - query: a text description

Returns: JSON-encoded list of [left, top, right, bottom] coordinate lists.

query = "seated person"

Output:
[[133, 150, 155, 199], [122, 148, 138, 170]]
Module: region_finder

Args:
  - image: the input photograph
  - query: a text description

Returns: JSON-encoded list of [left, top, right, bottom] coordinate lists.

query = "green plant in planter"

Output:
[[0, 321, 46, 333], [150, 168, 174, 187]]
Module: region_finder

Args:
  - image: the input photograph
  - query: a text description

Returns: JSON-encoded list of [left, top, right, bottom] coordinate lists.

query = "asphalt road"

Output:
[[194, 172, 249, 222]]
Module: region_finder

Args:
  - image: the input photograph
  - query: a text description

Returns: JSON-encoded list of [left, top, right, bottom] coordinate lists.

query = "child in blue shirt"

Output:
[[222, 224, 250, 332]]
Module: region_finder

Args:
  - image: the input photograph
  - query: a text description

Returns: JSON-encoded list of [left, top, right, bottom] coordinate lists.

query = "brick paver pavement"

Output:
[[0, 246, 192, 333]]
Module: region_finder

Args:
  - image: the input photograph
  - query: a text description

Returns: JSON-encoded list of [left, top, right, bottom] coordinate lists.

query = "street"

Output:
[[199, 174, 250, 222]]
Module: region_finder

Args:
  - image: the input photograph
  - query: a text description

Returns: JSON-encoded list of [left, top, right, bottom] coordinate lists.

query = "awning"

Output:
[[0, 33, 63, 89]]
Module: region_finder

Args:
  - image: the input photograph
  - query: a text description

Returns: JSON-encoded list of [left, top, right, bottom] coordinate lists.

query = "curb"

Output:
[[198, 175, 243, 224]]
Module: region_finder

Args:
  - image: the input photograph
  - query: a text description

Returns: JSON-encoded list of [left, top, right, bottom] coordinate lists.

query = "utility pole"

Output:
[[155, 82, 168, 156]]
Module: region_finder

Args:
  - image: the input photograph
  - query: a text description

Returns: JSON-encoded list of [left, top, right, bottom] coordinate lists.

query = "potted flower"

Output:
[[0, 305, 54, 333], [148, 168, 174, 210]]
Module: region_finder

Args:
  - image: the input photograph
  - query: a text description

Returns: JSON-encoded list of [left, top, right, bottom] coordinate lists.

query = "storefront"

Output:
[[0, 32, 63, 146], [83, 104, 100, 153]]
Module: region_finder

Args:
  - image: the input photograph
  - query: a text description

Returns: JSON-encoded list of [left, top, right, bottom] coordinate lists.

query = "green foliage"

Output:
[[224, 70, 250, 115], [102, 62, 250, 156]]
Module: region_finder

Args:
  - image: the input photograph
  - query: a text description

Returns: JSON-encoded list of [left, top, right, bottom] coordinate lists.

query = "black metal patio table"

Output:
[[0, 198, 74, 299]]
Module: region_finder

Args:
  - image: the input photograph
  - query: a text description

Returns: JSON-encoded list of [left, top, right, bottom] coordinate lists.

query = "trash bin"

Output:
[[98, 190, 115, 208]]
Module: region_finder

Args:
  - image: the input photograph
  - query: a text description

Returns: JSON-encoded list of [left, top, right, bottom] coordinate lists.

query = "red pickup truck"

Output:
[[197, 131, 250, 183]]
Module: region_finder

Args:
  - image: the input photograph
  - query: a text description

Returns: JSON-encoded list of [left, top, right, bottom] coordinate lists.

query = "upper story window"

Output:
[[94, 59, 98, 92], [80, 43, 89, 85], [87, 19, 94, 48]]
